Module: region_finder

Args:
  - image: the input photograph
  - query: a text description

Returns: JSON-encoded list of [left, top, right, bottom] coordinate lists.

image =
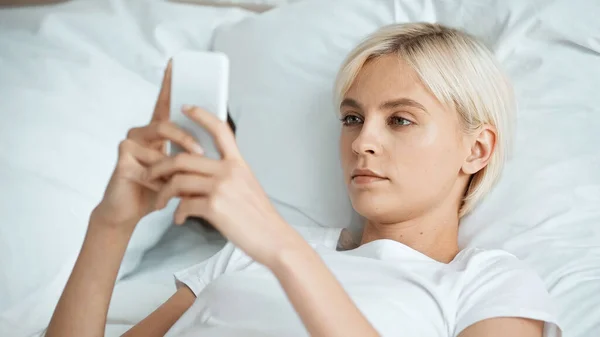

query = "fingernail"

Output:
[[193, 144, 204, 155], [182, 104, 193, 112]]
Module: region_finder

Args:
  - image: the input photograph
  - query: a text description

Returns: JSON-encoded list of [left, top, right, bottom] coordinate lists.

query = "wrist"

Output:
[[89, 205, 139, 237], [84, 217, 135, 255], [269, 232, 318, 277]]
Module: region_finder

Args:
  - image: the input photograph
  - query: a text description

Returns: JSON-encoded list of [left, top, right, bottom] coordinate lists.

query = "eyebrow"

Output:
[[340, 98, 363, 110], [340, 97, 428, 114], [380, 98, 427, 113]]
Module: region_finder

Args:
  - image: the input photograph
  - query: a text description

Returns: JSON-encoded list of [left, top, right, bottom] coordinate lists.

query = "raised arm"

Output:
[[45, 213, 195, 337], [143, 105, 379, 337], [269, 238, 379, 337], [45, 62, 202, 337], [121, 287, 194, 337], [45, 214, 136, 337]]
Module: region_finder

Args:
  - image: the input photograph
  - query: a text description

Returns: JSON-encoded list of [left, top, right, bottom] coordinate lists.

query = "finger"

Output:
[[174, 197, 211, 225], [132, 172, 163, 192], [155, 174, 213, 211], [116, 160, 163, 192], [117, 140, 166, 191], [147, 152, 221, 181], [119, 139, 166, 166], [151, 60, 172, 123], [128, 122, 204, 155], [182, 105, 241, 160]]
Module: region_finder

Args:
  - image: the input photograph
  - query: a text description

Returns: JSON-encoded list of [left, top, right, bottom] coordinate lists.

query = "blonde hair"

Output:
[[334, 23, 515, 217]]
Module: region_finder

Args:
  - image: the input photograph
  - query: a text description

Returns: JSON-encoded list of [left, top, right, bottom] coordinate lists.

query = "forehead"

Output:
[[345, 54, 438, 107]]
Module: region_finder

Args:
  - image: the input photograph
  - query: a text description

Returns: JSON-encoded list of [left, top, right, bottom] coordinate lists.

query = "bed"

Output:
[[1, 0, 599, 336], [0, 1, 251, 336]]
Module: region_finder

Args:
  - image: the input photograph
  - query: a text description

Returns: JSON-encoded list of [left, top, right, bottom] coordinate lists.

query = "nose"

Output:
[[351, 123, 382, 156]]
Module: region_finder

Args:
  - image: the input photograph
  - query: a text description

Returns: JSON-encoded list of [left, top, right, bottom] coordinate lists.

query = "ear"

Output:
[[462, 124, 497, 175]]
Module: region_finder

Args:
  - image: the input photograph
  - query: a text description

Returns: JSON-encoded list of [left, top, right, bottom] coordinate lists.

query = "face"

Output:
[[339, 55, 477, 224]]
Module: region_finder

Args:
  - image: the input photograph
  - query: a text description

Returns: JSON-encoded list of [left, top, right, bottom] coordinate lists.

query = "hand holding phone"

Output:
[[169, 50, 229, 159]]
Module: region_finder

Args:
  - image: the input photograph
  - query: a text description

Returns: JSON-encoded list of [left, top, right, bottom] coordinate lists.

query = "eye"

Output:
[[388, 116, 413, 127], [340, 114, 363, 126]]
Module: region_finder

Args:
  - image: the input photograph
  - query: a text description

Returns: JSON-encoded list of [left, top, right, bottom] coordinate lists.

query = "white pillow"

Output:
[[170, 0, 301, 12], [212, 0, 600, 336], [0, 1, 251, 335], [214, 0, 403, 232]]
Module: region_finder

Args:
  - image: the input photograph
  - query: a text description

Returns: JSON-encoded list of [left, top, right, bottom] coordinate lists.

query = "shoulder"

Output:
[[452, 247, 532, 276], [452, 247, 544, 306], [452, 247, 547, 287], [452, 247, 549, 303], [452, 248, 562, 337]]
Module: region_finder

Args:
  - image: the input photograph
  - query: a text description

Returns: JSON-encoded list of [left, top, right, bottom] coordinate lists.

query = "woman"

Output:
[[46, 23, 561, 337]]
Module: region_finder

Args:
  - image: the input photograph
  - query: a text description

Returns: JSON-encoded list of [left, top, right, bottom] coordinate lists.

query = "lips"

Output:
[[351, 168, 387, 184]]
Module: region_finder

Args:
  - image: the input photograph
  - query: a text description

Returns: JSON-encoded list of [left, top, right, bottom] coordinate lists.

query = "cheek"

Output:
[[389, 124, 460, 179], [339, 132, 355, 169], [415, 122, 442, 148]]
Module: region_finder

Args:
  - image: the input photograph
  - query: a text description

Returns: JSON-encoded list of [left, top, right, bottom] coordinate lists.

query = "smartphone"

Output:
[[169, 50, 229, 159]]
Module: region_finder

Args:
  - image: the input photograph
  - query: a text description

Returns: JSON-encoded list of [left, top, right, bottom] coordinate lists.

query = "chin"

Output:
[[349, 191, 392, 221]]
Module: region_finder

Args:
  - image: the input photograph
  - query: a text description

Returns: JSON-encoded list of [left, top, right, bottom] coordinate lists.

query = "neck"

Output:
[[360, 207, 460, 263]]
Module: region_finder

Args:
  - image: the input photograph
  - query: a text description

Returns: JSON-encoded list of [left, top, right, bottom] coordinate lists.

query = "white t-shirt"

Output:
[[166, 227, 562, 337]]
